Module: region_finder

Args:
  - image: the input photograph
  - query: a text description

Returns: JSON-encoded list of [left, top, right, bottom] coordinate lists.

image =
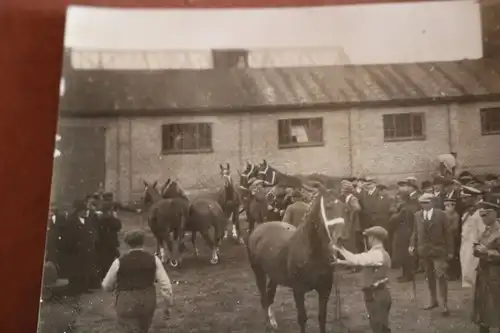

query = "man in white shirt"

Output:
[[102, 230, 173, 332], [409, 193, 453, 316]]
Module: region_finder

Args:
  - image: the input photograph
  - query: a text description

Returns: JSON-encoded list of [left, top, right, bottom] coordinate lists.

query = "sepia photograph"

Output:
[[39, 1, 500, 333]]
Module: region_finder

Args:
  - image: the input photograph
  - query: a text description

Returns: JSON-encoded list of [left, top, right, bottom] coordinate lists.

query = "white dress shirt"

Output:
[[423, 208, 434, 220]]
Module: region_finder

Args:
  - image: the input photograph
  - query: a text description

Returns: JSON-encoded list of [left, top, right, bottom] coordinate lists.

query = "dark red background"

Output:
[[0, 0, 443, 331]]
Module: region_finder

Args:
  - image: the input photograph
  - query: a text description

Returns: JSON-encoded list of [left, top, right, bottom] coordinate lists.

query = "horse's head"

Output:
[[141, 180, 160, 207], [161, 178, 189, 200], [304, 186, 346, 261], [220, 163, 233, 187], [241, 160, 258, 179]]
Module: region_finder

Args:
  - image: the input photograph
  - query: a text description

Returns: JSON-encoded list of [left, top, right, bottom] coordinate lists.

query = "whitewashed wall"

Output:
[[65, 0, 482, 69]]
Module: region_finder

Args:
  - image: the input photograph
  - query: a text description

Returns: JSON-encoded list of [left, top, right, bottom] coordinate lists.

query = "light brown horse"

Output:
[[247, 184, 346, 333]]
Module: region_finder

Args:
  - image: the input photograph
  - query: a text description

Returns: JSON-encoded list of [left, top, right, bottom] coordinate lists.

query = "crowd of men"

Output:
[[45, 192, 127, 295]]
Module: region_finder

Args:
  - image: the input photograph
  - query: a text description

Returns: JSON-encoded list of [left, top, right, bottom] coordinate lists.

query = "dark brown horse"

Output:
[[142, 180, 189, 268], [161, 178, 228, 265], [257, 159, 316, 193], [238, 174, 270, 234], [247, 185, 346, 333], [218, 163, 244, 244]]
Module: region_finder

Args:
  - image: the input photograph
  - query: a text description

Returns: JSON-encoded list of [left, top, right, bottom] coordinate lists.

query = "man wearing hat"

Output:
[[484, 173, 499, 192], [421, 181, 433, 194], [409, 193, 454, 316], [282, 189, 309, 228], [460, 185, 486, 288], [332, 226, 392, 333], [66, 199, 98, 294], [102, 229, 173, 333], [471, 194, 500, 333], [432, 176, 447, 210], [360, 177, 391, 234], [391, 177, 420, 282]]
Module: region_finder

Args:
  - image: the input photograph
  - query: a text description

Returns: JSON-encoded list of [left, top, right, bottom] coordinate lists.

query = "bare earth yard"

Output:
[[39, 213, 477, 333]]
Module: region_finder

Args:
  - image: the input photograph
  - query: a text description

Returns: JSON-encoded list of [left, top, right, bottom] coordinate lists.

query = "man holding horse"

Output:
[[282, 189, 308, 227], [332, 226, 392, 333]]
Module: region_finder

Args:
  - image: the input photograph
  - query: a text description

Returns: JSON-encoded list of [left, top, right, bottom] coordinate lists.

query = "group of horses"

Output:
[[141, 159, 348, 333]]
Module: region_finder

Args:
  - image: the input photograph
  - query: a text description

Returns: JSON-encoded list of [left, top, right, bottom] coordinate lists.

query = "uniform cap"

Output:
[[124, 229, 146, 247], [342, 177, 357, 182], [363, 226, 389, 241], [341, 180, 354, 191], [398, 176, 418, 188], [365, 176, 376, 183], [444, 197, 456, 204], [460, 185, 483, 197], [418, 193, 435, 203], [377, 184, 388, 190], [477, 194, 500, 210]]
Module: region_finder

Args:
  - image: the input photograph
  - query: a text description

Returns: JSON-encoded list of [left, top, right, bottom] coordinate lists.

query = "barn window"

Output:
[[161, 123, 213, 154], [212, 49, 249, 69], [480, 108, 500, 135], [383, 113, 426, 141], [278, 117, 324, 148]]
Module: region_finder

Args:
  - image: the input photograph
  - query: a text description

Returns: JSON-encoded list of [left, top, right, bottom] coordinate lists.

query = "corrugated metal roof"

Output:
[[60, 57, 500, 115]]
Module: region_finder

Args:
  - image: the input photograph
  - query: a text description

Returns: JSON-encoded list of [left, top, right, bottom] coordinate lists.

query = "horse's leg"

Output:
[[266, 280, 279, 330], [223, 208, 229, 240], [292, 289, 307, 333], [198, 228, 217, 264], [191, 230, 200, 257], [233, 206, 244, 244], [317, 282, 333, 333], [250, 263, 274, 330], [163, 231, 173, 265]]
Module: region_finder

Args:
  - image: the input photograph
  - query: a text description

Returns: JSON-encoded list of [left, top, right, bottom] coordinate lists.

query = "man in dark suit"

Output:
[[409, 193, 454, 316], [392, 177, 421, 282]]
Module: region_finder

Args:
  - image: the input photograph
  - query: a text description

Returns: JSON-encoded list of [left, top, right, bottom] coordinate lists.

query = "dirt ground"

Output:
[[39, 212, 479, 333]]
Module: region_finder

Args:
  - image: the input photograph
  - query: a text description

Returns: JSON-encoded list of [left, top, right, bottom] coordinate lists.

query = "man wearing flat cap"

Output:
[[332, 226, 392, 333], [282, 189, 309, 228], [360, 177, 392, 241], [409, 193, 454, 316], [460, 185, 486, 288], [471, 194, 500, 333], [391, 177, 421, 282], [102, 229, 174, 333], [484, 174, 499, 192]]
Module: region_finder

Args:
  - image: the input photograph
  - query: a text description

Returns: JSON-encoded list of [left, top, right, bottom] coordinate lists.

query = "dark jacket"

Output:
[[391, 191, 420, 265], [410, 208, 453, 258]]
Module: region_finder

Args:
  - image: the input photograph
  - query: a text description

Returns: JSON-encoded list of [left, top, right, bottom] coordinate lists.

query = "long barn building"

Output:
[[54, 54, 500, 205]]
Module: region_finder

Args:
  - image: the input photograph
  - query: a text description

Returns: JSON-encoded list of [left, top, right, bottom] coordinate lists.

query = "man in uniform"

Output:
[[409, 193, 453, 316], [332, 226, 392, 333], [282, 189, 309, 228], [432, 177, 446, 210]]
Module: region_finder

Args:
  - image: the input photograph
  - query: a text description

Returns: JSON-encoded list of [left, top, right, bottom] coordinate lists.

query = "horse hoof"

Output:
[[170, 260, 180, 268], [269, 319, 278, 330], [210, 258, 219, 265], [238, 238, 245, 245]]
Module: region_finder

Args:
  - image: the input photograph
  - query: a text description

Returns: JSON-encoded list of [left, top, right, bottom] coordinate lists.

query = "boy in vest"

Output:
[[102, 229, 173, 333], [331, 226, 392, 333]]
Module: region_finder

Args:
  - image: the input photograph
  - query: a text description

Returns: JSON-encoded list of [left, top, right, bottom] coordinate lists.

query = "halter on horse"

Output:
[[247, 184, 346, 333], [218, 163, 244, 244]]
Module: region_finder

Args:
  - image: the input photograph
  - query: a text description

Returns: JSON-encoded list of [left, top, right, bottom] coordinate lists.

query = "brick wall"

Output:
[[61, 102, 500, 202]]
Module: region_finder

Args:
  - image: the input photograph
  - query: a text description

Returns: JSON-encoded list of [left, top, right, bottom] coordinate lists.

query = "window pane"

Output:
[[412, 114, 423, 137], [162, 123, 213, 153], [278, 117, 323, 147], [482, 108, 500, 134], [383, 113, 426, 140]]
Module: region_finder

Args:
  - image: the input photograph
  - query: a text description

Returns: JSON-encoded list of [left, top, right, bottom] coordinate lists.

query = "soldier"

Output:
[[332, 226, 392, 333], [432, 177, 446, 210], [471, 194, 500, 333], [460, 185, 486, 288], [392, 177, 420, 282], [102, 230, 173, 333], [409, 193, 453, 316], [282, 189, 309, 228]]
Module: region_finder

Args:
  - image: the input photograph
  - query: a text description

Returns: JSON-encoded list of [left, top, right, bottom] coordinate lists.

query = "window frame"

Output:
[[161, 122, 214, 155], [277, 117, 325, 149], [382, 112, 426, 142], [480, 108, 500, 136], [211, 49, 249, 69]]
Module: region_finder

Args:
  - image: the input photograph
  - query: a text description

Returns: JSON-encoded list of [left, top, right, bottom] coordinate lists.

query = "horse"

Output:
[[218, 163, 244, 244], [161, 178, 227, 265], [247, 184, 346, 333], [238, 173, 270, 234], [257, 159, 317, 193], [141, 180, 189, 268]]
